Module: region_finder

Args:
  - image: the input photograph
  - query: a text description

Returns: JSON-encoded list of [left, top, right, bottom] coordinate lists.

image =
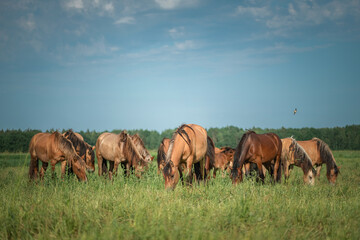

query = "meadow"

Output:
[[0, 150, 359, 239]]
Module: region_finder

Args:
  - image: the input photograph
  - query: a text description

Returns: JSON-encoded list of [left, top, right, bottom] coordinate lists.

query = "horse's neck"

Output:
[[167, 138, 185, 167]]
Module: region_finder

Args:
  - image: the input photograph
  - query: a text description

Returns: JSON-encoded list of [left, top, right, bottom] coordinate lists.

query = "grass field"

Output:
[[0, 150, 359, 239]]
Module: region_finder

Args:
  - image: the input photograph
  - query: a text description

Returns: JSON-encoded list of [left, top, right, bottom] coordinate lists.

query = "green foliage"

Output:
[[1, 125, 360, 152], [0, 151, 359, 239]]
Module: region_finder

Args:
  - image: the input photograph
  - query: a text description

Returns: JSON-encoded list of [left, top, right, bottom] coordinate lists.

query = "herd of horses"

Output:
[[28, 124, 340, 189]]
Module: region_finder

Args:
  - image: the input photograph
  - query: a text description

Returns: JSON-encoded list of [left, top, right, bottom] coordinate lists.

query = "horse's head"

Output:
[[133, 158, 149, 178], [327, 166, 340, 185], [85, 145, 96, 173], [231, 166, 243, 185], [163, 161, 180, 190], [71, 155, 87, 182], [303, 168, 315, 185]]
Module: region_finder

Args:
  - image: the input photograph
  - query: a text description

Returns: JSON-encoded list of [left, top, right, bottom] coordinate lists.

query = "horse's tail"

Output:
[[157, 139, 167, 172], [231, 131, 254, 180], [205, 136, 215, 179], [313, 138, 339, 174]]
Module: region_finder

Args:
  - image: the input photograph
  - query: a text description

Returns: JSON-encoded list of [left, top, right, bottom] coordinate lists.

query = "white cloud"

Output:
[[104, 2, 114, 12], [155, 0, 199, 10], [236, 6, 271, 19], [65, 0, 84, 9], [19, 14, 36, 32], [114, 17, 135, 24], [175, 40, 195, 50], [168, 27, 185, 38]]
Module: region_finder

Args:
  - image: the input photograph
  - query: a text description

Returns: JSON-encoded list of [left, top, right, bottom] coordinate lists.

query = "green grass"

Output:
[[0, 151, 359, 239]]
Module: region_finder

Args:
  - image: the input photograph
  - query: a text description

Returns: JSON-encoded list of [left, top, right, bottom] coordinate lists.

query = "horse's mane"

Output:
[[220, 146, 235, 154], [313, 137, 339, 174], [132, 134, 151, 157], [289, 137, 314, 173], [166, 124, 194, 162], [63, 129, 87, 157], [157, 138, 169, 167], [54, 131, 80, 163], [231, 131, 255, 178], [121, 131, 146, 167]]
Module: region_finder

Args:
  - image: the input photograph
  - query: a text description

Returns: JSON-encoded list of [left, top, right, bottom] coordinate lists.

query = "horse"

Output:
[[63, 129, 95, 173], [96, 130, 149, 179], [281, 137, 316, 185], [213, 147, 235, 178], [131, 134, 154, 163], [157, 138, 170, 174], [297, 138, 340, 184], [162, 124, 215, 190], [28, 131, 87, 181], [231, 131, 282, 184]]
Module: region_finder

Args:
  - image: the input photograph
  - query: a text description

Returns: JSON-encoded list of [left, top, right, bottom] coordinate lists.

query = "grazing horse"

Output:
[[96, 130, 148, 179], [281, 137, 316, 185], [63, 130, 95, 173], [213, 147, 235, 178], [231, 131, 282, 184], [298, 138, 340, 184], [157, 138, 170, 174], [131, 134, 154, 163], [29, 132, 87, 181], [162, 124, 215, 190]]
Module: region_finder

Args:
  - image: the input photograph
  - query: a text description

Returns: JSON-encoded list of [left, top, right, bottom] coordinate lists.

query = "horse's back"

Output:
[[188, 124, 208, 159], [96, 132, 121, 160], [298, 140, 320, 164]]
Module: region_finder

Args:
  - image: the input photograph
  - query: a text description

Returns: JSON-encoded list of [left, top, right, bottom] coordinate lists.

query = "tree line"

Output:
[[0, 125, 359, 153]]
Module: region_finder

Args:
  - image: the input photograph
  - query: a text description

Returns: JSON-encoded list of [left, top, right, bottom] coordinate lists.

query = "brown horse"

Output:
[[231, 131, 282, 184], [131, 134, 154, 163], [96, 130, 149, 179], [63, 129, 95, 173], [281, 137, 316, 185], [162, 124, 215, 190], [157, 138, 170, 174], [297, 138, 340, 184], [29, 132, 87, 181], [213, 147, 235, 178]]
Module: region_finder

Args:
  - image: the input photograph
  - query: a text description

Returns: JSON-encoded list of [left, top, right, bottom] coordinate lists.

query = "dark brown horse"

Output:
[[298, 138, 340, 184], [29, 132, 87, 181], [96, 130, 149, 179], [281, 137, 316, 185], [162, 124, 215, 190], [63, 130, 95, 173], [231, 131, 282, 184]]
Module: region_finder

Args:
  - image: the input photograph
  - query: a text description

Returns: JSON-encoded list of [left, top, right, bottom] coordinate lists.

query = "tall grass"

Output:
[[0, 151, 359, 239]]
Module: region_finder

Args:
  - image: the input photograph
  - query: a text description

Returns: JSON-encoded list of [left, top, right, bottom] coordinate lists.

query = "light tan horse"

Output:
[[62, 130, 95, 173], [298, 138, 340, 184], [29, 132, 87, 181], [162, 124, 215, 190], [131, 134, 154, 163], [96, 130, 149, 179], [281, 137, 316, 185]]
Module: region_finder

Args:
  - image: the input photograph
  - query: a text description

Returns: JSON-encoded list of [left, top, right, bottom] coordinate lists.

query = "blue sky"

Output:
[[0, 0, 359, 132]]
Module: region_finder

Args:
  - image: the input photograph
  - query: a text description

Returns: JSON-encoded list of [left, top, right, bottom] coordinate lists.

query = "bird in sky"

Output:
[[293, 108, 297, 115]]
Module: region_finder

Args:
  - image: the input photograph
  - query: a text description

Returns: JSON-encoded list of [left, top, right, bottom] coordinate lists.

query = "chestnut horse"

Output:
[[63, 130, 95, 173], [298, 138, 340, 184], [29, 132, 87, 181], [162, 124, 215, 190], [281, 137, 316, 185], [231, 131, 282, 184], [96, 130, 148, 179], [213, 147, 235, 178]]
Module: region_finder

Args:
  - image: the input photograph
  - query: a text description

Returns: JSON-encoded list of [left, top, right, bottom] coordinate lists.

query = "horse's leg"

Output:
[[61, 161, 66, 179], [108, 161, 115, 180], [113, 159, 120, 177], [97, 155, 103, 176], [29, 156, 39, 180], [40, 162, 49, 180], [273, 154, 282, 183], [213, 168, 217, 178], [185, 157, 194, 185], [254, 157, 265, 183], [50, 161, 57, 179], [316, 164, 322, 181], [283, 161, 290, 182]]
